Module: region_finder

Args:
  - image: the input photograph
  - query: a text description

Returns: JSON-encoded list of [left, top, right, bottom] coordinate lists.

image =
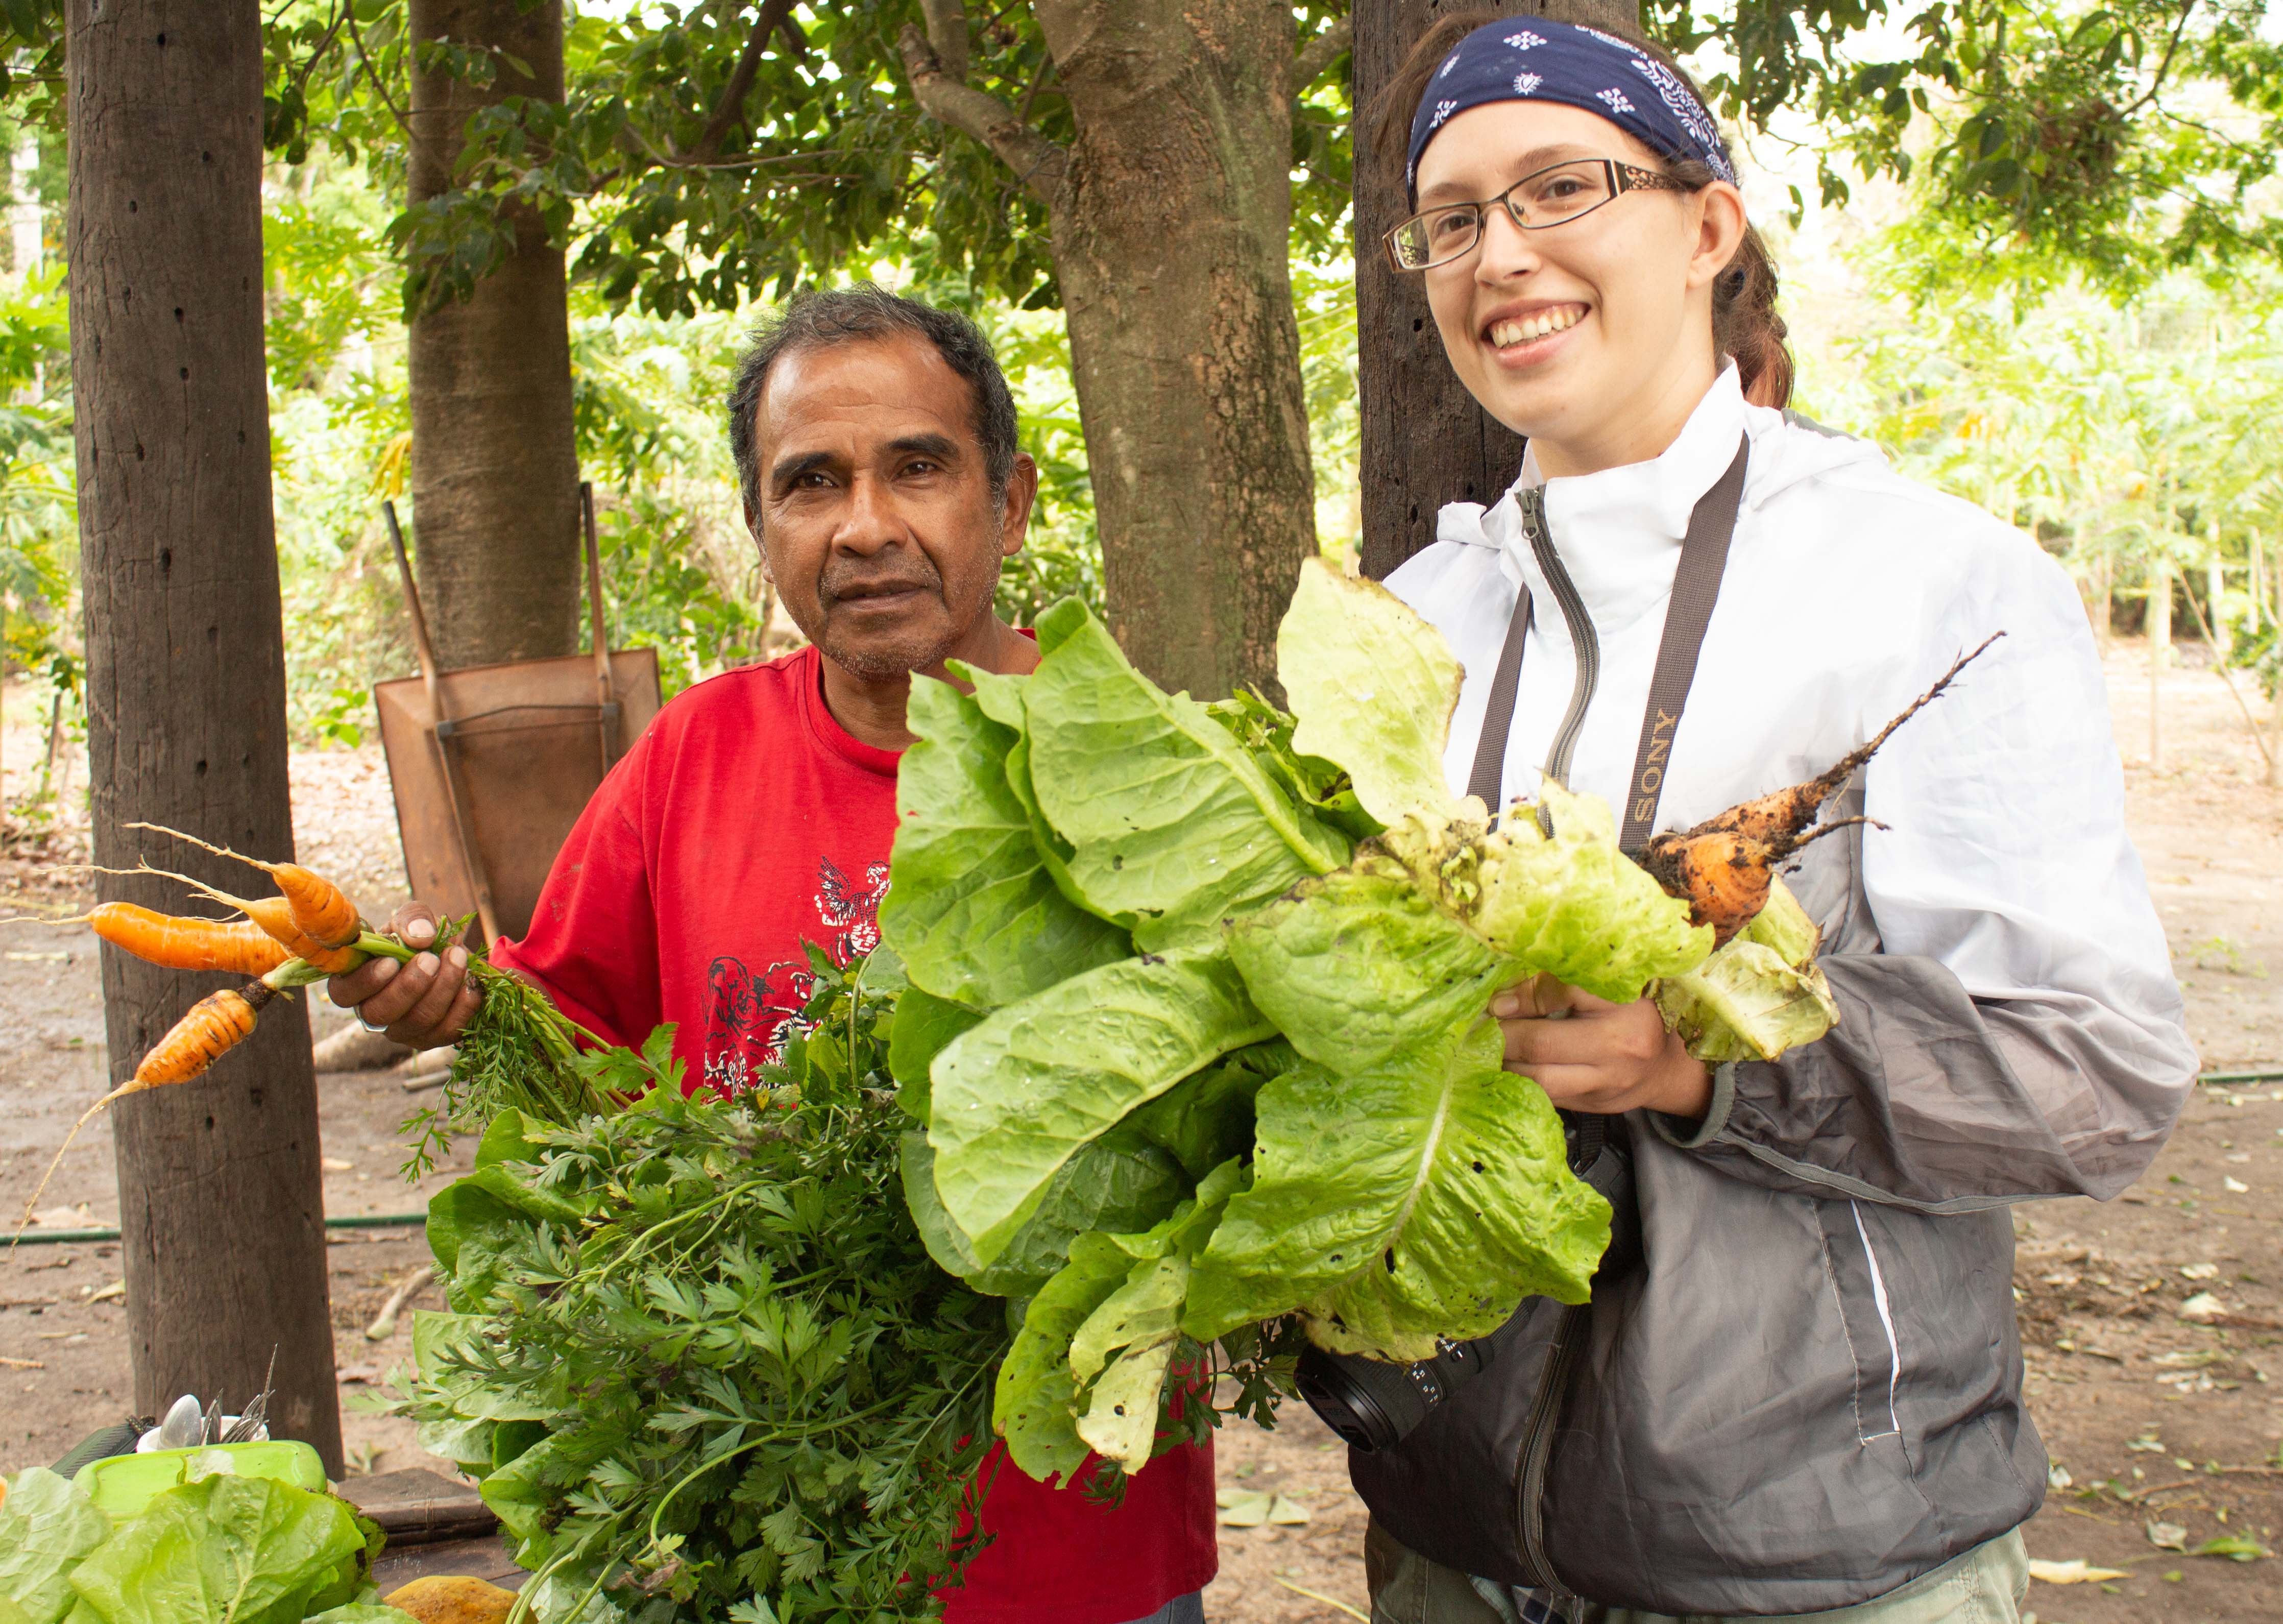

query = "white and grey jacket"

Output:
[[1363, 366, 2198, 1613]]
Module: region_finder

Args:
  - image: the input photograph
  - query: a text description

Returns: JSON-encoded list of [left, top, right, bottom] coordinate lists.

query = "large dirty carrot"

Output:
[[1639, 634, 2004, 943], [127, 823, 361, 949]]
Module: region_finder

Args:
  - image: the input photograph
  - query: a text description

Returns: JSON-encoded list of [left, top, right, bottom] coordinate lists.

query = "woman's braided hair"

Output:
[[1372, 11, 1794, 409]]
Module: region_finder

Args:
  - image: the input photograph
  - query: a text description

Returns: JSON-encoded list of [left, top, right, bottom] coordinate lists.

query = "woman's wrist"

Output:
[[1642, 1037, 1713, 1122]]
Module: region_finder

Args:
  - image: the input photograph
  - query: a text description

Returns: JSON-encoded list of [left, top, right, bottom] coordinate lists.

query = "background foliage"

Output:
[[1, 0, 2280, 791]]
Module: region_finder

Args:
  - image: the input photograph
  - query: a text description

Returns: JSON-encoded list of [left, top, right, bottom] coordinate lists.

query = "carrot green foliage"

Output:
[[395, 953, 1010, 1621]]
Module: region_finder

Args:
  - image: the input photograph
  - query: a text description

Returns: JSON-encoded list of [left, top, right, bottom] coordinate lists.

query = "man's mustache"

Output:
[[819, 559, 944, 607]]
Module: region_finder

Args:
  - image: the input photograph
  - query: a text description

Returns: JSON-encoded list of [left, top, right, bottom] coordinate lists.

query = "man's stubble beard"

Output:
[[816, 548, 1006, 683]]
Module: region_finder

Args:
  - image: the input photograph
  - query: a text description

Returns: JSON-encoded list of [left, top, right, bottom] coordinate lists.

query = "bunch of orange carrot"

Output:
[[71, 825, 394, 1090]]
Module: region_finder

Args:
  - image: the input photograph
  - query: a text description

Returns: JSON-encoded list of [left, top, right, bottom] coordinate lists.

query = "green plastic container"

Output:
[[72, 1441, 327, 1520]]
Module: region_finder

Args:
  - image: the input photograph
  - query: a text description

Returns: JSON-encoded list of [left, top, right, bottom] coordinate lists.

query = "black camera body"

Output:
[[1296, 1335, 1494, 1453]]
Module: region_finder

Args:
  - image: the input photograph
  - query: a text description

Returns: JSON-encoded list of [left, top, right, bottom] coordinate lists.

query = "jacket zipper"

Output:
[[1510, 494, 1605, 1596], [1518, 487, 1600, 790], [1515, 1301, 1589, 1593]]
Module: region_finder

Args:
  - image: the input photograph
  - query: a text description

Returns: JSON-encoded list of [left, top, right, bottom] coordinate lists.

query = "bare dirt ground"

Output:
[[0, 641, 2278, 1623]]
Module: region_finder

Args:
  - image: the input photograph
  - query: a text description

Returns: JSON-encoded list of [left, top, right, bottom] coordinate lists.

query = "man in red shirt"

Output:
[[331, 286, 1218, 1624]]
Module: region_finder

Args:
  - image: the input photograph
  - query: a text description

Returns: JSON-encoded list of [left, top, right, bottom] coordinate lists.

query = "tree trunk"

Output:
[[67, 0, 341, 1473], [1030, 0, 1319, 700], [1355, 0, 1639, 581], [407, 0, 580, 669]]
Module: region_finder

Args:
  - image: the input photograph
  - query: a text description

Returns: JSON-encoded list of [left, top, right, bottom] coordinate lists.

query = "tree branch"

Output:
[[2119, 0, 2198, 120], [686, 0, 799, 166], [918, 0, 971, 85], [1292, 15, 1352, 97], [897, 23, 1067, 203]]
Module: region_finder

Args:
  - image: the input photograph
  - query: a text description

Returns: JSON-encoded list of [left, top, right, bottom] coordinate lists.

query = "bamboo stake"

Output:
[[2175, 571, 2273, 776], [2149, 559, 2171, 771]]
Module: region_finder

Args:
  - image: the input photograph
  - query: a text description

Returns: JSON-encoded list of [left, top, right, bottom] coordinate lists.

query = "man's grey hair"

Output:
[[727, 284, 1019, 529]]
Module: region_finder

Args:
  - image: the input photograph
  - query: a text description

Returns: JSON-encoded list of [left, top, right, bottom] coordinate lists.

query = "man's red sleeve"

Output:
[[488, 781, 663, 1053]]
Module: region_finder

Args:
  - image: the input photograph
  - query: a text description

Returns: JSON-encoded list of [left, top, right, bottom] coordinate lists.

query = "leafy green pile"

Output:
[[884, 562, 1835, 1483], [0, 1462, 400, 1624], [394, 954, 1009, 1624]]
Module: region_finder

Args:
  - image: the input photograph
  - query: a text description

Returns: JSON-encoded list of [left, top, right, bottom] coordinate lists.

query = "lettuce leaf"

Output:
[[996, 1161, 1245, 1478], [886, 987, 985, 1123], [1205, 691, 1380, 842], [992, 1235, 1130, 1485], [0, 1469, 110, 1624], [1125, 1041, 1295, 1180], [1224, 861, 1521, 1073], [928, 949, 1273, 1263], [1463, 783, 1711, 1002], [1655, 879, 1837, 1062], [1022, 605, 1349, 952], [881, 676, 1130, 1008], [900, 1126, 1188, 1299], [1277, 560, 1464, 827], [64, 1475, 366, 1624], [1185, 1023, 1611, 1361]]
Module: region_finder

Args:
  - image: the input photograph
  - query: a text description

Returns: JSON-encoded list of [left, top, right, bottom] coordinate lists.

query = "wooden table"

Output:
[[337, 1467, 527, 1595]]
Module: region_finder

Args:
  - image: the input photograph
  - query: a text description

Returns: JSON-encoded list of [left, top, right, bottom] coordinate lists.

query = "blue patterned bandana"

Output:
[[1405, 19, 1735, 201]]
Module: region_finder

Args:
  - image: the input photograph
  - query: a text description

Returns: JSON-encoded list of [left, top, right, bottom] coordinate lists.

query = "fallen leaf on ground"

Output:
[[2178, 1292, 2226, 1321], [2148, 1520, 2190, 1552], [2193, 1535, 2268, 1562], [320, 1157, 355, 1173], [1217, 1491, 1269, 1528], [30, 1206, 89, 1230], [2180, 1263, 2220, 1280], [2223, 1176, 2250, 1194], [1268, 1495, 1311, 1525], [83, 1280, 122, 1303], [2028, 1558, 2131, 1584]]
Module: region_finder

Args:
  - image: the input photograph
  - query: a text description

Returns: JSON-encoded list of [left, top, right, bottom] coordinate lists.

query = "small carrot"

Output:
[[1639, 634, 2004, 943], [132, 981, 276, 1087], [73, 903, 294, 976], [15, 976, 285, 1243], [127, 824, 361, 949]]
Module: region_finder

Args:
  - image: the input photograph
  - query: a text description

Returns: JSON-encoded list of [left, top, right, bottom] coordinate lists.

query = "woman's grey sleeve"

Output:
[[1650, 954, 2198, 1211]]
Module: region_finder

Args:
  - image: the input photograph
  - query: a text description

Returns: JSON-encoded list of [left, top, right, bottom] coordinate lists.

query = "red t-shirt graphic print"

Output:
[[492, 644, 1217, 1624]]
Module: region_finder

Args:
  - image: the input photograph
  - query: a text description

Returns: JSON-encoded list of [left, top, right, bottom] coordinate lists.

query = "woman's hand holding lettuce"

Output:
[[883, 560, 1840, 1484]]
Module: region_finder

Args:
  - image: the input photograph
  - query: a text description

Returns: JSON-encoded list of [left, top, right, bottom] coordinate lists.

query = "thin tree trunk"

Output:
[[67, 0, 341, 1472], [901, 1, 1326, 699], [407, 0, 580, 669], [1035, 0, 1317, 699], [1355, 0, 1638, 580]]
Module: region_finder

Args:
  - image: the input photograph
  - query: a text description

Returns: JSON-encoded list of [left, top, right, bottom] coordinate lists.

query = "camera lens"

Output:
[[1296, 1351, 1404, 1451]]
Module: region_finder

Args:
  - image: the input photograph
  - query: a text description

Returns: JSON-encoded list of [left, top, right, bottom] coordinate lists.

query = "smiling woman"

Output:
[[1338, 14, 2198, 1624]]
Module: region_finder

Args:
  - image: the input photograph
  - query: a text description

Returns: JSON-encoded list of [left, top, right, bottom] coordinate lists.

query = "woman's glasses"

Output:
[[1385, 158, 1685, 273]]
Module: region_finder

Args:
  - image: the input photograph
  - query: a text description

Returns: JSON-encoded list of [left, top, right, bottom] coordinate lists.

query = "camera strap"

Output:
[[1462, 433, 1749, 1171], [1463, 431, 1751, 852]]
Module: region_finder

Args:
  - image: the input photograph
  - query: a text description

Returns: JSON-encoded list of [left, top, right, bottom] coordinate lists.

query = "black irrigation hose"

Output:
[[8, 1211, 427, 1248], [7, 1076, 2278, 1247]]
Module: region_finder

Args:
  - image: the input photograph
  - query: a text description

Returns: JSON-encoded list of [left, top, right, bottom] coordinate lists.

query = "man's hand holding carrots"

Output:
[[328, 904, 480, 1050]]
